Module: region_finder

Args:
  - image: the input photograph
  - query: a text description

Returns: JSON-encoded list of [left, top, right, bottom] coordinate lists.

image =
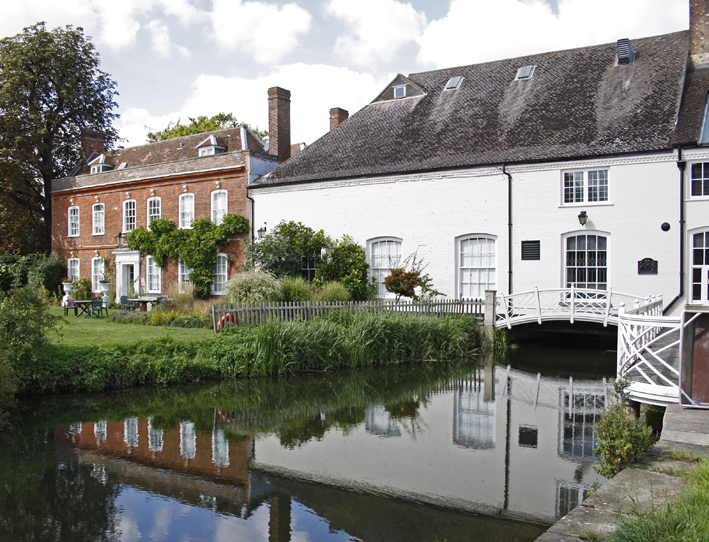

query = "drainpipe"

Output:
[[502, 164, 513, 294], [245, 191, 256, 242], [664, 148, 685, 314]]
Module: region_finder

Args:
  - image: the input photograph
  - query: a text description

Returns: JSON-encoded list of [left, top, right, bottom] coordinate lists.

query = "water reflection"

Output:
[[1, 351, 614, 541]]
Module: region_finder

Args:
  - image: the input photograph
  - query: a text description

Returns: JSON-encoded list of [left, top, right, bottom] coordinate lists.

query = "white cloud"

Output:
[[0, 0, 98, 38], [115, 64, 391, 147], [417, 0, 688, 68], [92, 0, 145, 50], [147, 19, 190, 59], [326, 0, 426, 68], [210, 0, 312, 64], [152, 0, 207, 28]]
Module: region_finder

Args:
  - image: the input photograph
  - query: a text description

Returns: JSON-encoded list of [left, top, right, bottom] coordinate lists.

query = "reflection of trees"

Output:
[[277, 405, 366, 449], [0, 427, 120, 541]]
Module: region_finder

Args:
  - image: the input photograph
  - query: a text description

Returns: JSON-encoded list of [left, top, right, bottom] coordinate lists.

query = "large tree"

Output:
[[147, 112, 268, 142], [0, 23, 118, 254]]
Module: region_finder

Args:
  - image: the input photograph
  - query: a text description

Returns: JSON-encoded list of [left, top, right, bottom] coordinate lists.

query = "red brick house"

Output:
[[51, 87, 291, 301]]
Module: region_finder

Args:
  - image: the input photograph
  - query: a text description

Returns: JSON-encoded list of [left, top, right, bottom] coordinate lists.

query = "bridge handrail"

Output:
[[494, 287, 662, 329]]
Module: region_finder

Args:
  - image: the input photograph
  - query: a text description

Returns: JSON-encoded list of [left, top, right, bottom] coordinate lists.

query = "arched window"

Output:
[[458, 235, 496, 299], [146, 256, 161, 293], [564, 232, 608, 290], [67, 258, 80, 281], [91, 257, 105, 293], [368, 238, 402, 297], [691, 229, 709, 304], [212, 253, 228, 295]]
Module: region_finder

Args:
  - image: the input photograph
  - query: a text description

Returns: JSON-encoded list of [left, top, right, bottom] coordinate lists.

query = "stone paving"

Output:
[[535, 404, 709, 542]]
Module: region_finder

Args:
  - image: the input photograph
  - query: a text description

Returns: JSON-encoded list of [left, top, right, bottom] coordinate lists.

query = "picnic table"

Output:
[[74, 300, 93, 318], [129, 297, 166, 311]]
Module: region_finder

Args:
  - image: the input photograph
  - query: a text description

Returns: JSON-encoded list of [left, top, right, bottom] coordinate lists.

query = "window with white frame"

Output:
[[564, 233, 608, 290], [458, 236, 496, 299], [691, 230, 709, 304], [146, 256, 161, 293], [211, 190, 228, 225], [92, 203, 105, 235], [562, 169, 609, 204], [690, 163, 709, 197], [123, 200, 136, 232], [179, 259, 193, 287], [147, 197, 161, 227], [212, 253, 228, 294], [68, 258, 80, 282], [68, 206, 80, 237], [179, 193, 194, 229], [92, 257, 105, 292], [369, 238, 402, 297]]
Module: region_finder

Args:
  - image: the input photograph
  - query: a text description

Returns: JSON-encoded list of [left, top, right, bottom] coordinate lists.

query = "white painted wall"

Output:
[[252, 152, 688, 312]]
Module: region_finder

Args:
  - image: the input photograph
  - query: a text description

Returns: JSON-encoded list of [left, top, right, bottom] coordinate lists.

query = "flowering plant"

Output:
[[62, 277, 72, 283]]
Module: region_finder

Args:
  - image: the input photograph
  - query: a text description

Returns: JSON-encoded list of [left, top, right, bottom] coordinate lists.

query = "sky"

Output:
[[0, 0, 690, 149]]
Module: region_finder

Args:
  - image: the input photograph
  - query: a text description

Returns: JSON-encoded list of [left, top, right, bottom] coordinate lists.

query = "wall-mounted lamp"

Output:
[[115, 231, 127, 247], [95, 196, 100, 203], [577, 210, 588, 226], [257, 223, 267, 239]]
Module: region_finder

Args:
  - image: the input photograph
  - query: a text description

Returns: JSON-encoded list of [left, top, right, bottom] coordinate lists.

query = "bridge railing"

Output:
[[494, 287, 659, 329]]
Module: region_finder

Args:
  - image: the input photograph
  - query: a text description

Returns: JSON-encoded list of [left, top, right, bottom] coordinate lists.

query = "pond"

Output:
[[0, 346, 615, 541]]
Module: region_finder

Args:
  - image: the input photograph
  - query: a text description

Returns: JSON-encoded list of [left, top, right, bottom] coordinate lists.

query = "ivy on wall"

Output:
[[127, 214, 249, 298]]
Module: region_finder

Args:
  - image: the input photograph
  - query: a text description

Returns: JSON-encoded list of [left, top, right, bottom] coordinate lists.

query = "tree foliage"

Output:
[[384, 252, 444, 301], [315, 235, 375, 301], [127, 214, 249, 299], [245, 221, 330, 279], [0, 23, 119, 254], [147, 112, 267, 142]]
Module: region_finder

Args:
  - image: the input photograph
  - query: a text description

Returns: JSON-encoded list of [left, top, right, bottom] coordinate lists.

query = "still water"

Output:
[[0, 346, 615, 542]]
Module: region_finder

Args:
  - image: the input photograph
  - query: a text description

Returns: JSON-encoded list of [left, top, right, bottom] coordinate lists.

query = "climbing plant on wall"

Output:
[[127, 214, 249, 298]]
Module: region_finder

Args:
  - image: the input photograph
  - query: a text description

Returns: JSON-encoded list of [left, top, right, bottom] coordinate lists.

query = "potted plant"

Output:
[[62, 277, 73, 293], [97, 279, 110, 293]]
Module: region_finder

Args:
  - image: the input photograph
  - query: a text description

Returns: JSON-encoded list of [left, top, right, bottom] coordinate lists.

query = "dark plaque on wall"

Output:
[[638, 258, 658, 275]]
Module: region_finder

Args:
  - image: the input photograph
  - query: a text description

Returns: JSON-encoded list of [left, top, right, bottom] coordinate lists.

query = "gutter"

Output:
[[502, 164, 513, 295], [664, 147, 685, 314]]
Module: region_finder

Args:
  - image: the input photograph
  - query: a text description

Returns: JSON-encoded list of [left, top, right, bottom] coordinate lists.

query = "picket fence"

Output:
[[212, 298, 484, 332]]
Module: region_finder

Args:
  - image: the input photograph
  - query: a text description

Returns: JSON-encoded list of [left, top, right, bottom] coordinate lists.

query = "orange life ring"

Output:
[[217, 313, 238, 330]]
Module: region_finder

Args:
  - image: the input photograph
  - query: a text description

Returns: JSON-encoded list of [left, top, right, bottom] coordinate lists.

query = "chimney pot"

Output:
[[268, 86, 291, 163], [80, 128, 105, 161], [329, 108, 349, 131]]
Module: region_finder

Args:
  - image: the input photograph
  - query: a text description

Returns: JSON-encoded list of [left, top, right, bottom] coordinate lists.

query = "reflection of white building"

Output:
[[453, 381, 495, 449], [251, 365, 610, 524], [364, 405, 401, 437], [147, 418, 163, 453], [94, 420, 107, 446]]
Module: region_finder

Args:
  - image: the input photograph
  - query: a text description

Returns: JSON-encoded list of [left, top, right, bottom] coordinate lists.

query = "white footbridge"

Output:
[[492, 287, 698, 407]]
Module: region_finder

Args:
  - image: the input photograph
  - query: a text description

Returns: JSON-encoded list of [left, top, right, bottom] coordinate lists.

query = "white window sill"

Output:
[[558, 202, 614, 209], [92, 233, 105, 236], [687, 196, 709, 202]]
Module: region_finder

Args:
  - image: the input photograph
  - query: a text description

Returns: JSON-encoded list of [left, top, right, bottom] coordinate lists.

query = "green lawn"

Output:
[[48, 306, 213, 347]]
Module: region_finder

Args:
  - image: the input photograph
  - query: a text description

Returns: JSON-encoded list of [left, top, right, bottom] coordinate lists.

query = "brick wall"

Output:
[[329, 108, 349, 131], [52, 166, 250, 297], [691, 0, 709, 65], [268, 87, 291, 163]]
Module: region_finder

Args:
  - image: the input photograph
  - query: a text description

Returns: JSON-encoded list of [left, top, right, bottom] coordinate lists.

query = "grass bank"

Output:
[[17, 310, 480, 394], [607, 456, 709, 541]]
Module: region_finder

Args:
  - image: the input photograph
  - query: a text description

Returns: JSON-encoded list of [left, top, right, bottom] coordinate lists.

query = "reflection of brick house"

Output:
[[57, 419, 250, 485], [51, 87, 292, 300]]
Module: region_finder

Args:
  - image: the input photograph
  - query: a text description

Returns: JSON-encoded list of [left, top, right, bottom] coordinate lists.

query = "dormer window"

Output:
[[393, 85, 406, 99], [196, 135, 225, 157], [88, 154, 113, 174]]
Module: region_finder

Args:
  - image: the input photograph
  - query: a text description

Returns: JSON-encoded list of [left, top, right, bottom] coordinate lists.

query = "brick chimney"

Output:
[[329, 107, 349, 131], [691, 0, 709, 66], [268, 87, 291, 163], [80, 129, 105, 160]]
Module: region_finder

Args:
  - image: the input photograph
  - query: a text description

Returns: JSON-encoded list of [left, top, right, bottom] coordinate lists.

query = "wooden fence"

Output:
[[212, 298, 485, 332]]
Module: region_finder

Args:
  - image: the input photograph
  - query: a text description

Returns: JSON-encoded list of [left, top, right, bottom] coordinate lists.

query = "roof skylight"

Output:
[[515, 65, 535, 81], [444, 76, 463, 91]]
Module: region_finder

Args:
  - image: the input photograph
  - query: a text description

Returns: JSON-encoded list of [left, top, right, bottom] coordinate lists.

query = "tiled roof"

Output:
[[673, 66, 709, 146], [81, 127, 265, 174], [256, 31, 690, 187]]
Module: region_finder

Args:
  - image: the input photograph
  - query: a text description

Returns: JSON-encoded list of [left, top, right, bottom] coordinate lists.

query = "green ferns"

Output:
[[127, 214, 249, 298]]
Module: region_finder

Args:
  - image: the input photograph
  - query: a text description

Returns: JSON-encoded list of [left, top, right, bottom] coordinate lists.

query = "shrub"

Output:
[[71, 276, 92, 300], [25, 253, 66, 297], [224, 270, 281, 303], [317, 281, 351, 302], [593, 378, 656, 478], [170, 315, 210, 328], [278, 276, 314, 302], [315, 235, 375, 301], [167, 281, 195, 306]]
